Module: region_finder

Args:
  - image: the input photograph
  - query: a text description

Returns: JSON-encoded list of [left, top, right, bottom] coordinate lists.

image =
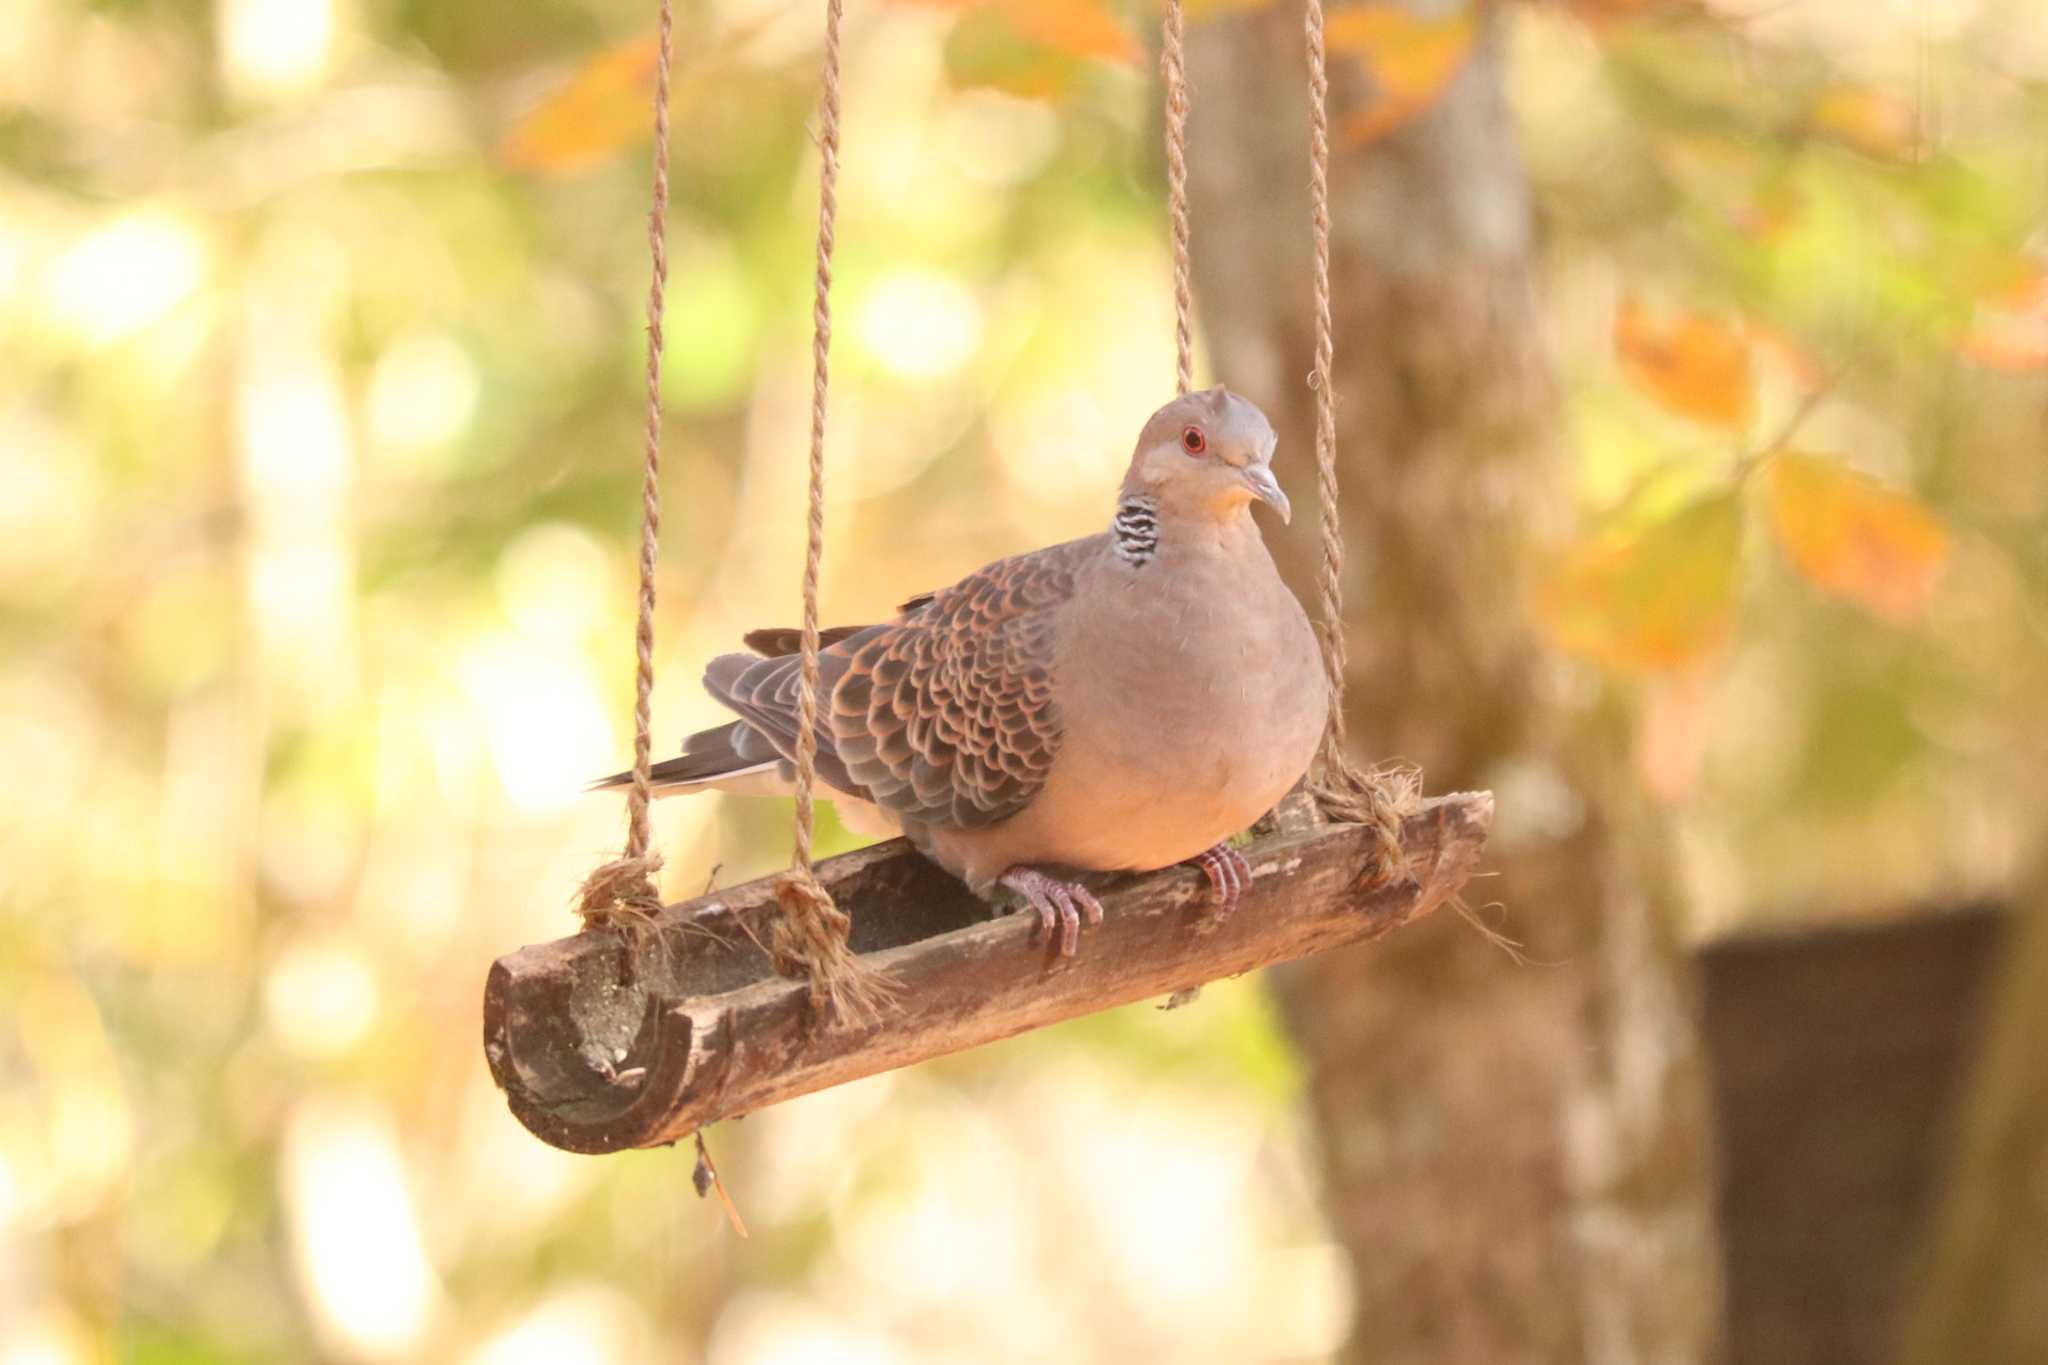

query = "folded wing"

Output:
[[702, 542, 1082, 830]]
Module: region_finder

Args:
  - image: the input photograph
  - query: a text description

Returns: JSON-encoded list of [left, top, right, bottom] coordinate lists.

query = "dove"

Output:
[[594, 386, 1328, 955]]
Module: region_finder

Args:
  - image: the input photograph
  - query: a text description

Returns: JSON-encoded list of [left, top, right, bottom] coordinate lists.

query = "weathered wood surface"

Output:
[[484, 790, 1492, 1154]]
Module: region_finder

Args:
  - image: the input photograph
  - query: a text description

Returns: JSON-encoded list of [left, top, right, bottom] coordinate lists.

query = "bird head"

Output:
[[1120, 386, 1289, 526]]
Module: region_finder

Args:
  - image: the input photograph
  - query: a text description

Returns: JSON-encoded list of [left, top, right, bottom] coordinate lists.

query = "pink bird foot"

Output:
[[997, 867, 1106, 957], [1193, 842, 1253, 920]]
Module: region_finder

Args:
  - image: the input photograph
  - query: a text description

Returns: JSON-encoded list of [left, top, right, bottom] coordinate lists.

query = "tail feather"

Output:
[[586, 720, 784, 792], [590, 615, 898, 800]]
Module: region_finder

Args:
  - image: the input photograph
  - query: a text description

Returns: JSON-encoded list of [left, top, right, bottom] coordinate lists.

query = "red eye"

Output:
[[1181, 425, 1207, 455]]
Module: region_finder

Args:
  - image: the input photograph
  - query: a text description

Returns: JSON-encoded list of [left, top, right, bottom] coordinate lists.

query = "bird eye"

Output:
[[1181, 425, 1207, 455]]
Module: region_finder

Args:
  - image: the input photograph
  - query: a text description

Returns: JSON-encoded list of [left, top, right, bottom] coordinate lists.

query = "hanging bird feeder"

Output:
[[485, 0, 1495, 1156], [489, 789, 1489, 1154]]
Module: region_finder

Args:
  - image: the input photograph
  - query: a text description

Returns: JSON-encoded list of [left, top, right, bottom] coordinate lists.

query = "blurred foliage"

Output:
[[1505, 0, 2048, 913], [2, 0, 2046, 1360], [1763, 450, 1951, 623], [1325, 3, 1477, 144]]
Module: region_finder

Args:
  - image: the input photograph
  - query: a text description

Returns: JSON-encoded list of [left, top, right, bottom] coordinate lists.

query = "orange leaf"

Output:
[[1811, 86, 1917, 160], [937, 0, 1137, 100], [1956, 267, 2048, 372], [910, 0, 1138, 64], [1614, 298, 1755, 430], [943, 7, 1077, 98], [1004, 0, 1138, 65], [502, 36, 662, 173], [1535, 492, 1743, 674], [1328, 5, 1476, 147], [1326, 5, 1475, 101], [1765, 453, 1949, 624]]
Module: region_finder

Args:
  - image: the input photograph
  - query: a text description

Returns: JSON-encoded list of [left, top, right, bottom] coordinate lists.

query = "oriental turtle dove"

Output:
[[594, 387, 1328, 954]]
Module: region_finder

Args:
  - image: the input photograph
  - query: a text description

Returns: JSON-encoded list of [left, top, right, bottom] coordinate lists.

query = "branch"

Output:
[[484, 789, 1494, 1154]]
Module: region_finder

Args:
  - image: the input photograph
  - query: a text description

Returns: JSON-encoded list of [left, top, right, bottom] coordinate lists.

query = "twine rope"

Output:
[[1302, 0, 1413, 876], [791, 0, 843, 891], [576, 0, 675, 927], [776, 0, 889, 1022], [1304, 0, 1346, 768], [1162, 0, 1194, 396]]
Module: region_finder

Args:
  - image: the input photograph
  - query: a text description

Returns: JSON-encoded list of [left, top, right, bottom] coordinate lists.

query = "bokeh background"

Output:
[[4, 0, 2047, 1361]]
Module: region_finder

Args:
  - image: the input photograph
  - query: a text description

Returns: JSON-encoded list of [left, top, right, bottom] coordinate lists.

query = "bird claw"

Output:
[[997, 867, 1105, 957], [1193, 842, 1254, 921]]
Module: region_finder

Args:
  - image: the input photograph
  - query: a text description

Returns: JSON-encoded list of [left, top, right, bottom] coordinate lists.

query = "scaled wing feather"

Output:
[[703, 543, 1081, 830], [831, 545, 1075, 828]]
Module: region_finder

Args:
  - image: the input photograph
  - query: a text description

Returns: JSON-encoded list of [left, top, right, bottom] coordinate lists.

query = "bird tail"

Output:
[[586, 721, 788, 796]]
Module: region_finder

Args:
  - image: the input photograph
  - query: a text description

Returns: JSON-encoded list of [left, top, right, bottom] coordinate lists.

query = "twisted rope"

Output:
[[792, 0, 841, 895], [1162, 0, 1194, 395], [1302, 0, 1414, 878], [576, 0, 675, 928], [777, 0, 889, 1023]]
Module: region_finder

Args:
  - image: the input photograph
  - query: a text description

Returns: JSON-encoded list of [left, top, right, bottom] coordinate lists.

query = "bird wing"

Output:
[[703, 540, 1088, 830], [832, 541, 1083, 828]]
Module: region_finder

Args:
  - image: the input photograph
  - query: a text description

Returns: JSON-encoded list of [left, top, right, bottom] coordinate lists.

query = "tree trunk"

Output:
[[1183, 7, 1723, 1361]]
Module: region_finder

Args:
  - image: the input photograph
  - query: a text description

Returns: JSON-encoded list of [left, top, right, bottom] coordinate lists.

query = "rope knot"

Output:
[[574, 851, 665, 930], [1310, 752, 1421, 892], [769, 868, 893, 1026]]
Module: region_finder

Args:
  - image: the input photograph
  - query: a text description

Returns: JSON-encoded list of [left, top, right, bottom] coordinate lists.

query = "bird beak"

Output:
[[1240, 464, 1291, 523]]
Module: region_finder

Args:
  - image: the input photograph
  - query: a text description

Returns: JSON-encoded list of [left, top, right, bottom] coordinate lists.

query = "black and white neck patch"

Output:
[[1111, 496, 1160, 566]]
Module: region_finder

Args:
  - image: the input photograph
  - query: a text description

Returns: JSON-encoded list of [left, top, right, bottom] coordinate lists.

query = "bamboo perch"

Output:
[[484, 788, 1493, 1154]]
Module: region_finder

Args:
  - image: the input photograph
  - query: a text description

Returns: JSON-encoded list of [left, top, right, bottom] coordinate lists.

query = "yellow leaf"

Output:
[[1811, 86, 1917, 160], [1765, 453, 1949, 624], [1328, 5, 1476, 147], [1535, 493, 1743, 674], [502, 36, 662, 173], [1614, 298, 1755, 430]]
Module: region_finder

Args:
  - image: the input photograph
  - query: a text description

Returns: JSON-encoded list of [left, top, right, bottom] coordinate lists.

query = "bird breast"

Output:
[[1026, 533, 1328, 873]]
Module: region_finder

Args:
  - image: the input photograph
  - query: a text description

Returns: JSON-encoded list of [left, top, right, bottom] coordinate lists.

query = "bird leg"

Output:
[[996, 867, 1105, 957], [1192, 842, 1254, 921]]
